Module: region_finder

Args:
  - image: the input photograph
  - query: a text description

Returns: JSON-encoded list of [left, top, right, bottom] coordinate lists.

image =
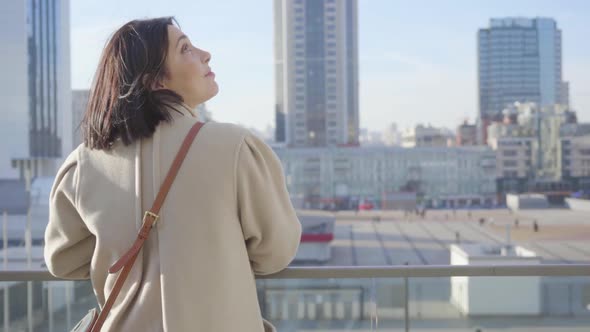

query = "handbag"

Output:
[[71, 121, 206, 332]]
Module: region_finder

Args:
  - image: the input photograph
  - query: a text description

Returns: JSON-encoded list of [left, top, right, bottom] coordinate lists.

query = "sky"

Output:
[[71, 0, 590, 133]]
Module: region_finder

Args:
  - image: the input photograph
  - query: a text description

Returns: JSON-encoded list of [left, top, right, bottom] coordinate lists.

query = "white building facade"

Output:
[[274, 146, 497, 209]]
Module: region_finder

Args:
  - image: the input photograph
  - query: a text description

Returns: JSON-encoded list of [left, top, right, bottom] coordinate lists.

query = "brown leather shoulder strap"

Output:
[[90, 121, 206, 332]]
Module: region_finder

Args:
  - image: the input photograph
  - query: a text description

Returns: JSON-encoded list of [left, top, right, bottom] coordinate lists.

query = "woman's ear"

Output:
[[143, 74, 167, 91], [152, 79, 166, 91]]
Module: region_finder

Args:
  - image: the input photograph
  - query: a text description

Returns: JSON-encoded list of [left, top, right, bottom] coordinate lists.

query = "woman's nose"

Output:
[[201, 49, 211, 63]]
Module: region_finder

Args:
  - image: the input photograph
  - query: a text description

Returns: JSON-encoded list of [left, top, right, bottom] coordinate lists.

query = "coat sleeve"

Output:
[[44, 150, 95, 280], [236, 133, 302, 275]]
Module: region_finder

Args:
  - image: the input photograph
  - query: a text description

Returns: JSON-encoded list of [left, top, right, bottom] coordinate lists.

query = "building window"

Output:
[[503, 171, 518, 178], [502, 150, 517, 157], [503, 160, 518, 167]]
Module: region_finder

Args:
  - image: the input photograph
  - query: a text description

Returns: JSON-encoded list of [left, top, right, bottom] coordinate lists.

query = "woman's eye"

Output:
[[182, 44, 190, 52]]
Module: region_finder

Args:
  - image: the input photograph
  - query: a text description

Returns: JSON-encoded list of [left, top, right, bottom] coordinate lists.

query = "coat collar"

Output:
[[167, 102, 198, 119]]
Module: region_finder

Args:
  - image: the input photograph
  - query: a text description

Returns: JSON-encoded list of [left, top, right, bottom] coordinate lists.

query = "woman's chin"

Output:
[[210, 83, 220, 97]]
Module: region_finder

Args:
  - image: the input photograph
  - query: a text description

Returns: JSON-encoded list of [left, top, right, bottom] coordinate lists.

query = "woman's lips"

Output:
[[206, 71, 215, 78]]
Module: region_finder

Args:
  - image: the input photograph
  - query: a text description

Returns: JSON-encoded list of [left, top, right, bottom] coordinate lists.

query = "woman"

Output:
[[44, 17, 301, 331]]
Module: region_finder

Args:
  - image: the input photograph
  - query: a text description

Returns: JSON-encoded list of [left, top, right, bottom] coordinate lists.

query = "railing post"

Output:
[[404, 262, 409, 332], [370, 278, 378, 331], [25, 167, 33, 332], [27, 281, 32, 332], [48, 283, 53, 332], [3, 210, 9, 331], [66, 282, 73, 329], [568, 283, 573, 317]]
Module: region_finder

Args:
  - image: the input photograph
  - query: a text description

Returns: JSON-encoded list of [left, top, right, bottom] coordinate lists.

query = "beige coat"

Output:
[[44, 106, 302, 331]]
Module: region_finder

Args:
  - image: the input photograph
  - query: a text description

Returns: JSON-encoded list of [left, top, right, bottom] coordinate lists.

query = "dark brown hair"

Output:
[[82, 17, 185, 150]]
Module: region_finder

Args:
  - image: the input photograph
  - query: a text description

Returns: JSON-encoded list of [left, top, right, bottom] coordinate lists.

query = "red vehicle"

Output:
[[358, 200, 374, 210]]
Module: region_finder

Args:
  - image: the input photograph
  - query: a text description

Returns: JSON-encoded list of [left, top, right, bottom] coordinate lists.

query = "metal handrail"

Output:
[[0, 264, 589, 281]]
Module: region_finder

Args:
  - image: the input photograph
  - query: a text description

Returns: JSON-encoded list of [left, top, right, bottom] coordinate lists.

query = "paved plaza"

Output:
[[315, 209, 590, 266]]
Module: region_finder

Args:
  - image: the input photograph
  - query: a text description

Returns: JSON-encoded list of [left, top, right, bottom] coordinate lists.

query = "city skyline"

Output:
[[71, 0, 590, 133]]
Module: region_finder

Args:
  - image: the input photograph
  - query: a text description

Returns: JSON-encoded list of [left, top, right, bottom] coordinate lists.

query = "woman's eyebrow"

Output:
[[176, 35, 188, 49]]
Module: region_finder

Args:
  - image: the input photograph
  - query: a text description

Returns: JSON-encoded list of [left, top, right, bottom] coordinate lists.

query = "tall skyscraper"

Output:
[[478, 18, 566, 143], [274, 0, 359, 147], [0, 0, 71, 179]]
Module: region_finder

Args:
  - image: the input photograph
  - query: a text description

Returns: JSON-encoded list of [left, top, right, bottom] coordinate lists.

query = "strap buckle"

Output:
[[143, 211, 160, 228]]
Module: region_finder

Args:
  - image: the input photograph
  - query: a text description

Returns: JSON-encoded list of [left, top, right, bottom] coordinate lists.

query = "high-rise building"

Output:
[[274, 0, 359, 147], [478, 18, 566, 144], [0, 0, 71, 179]]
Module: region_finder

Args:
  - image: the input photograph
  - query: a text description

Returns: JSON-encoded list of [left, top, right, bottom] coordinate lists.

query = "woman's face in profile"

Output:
[[160, 25, 218, 108]]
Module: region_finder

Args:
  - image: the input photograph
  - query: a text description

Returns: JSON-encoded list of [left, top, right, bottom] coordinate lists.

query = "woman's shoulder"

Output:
[[180, 120, 266, 150], [206, 122, 276, 156], [203, 121, 250, 140]]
